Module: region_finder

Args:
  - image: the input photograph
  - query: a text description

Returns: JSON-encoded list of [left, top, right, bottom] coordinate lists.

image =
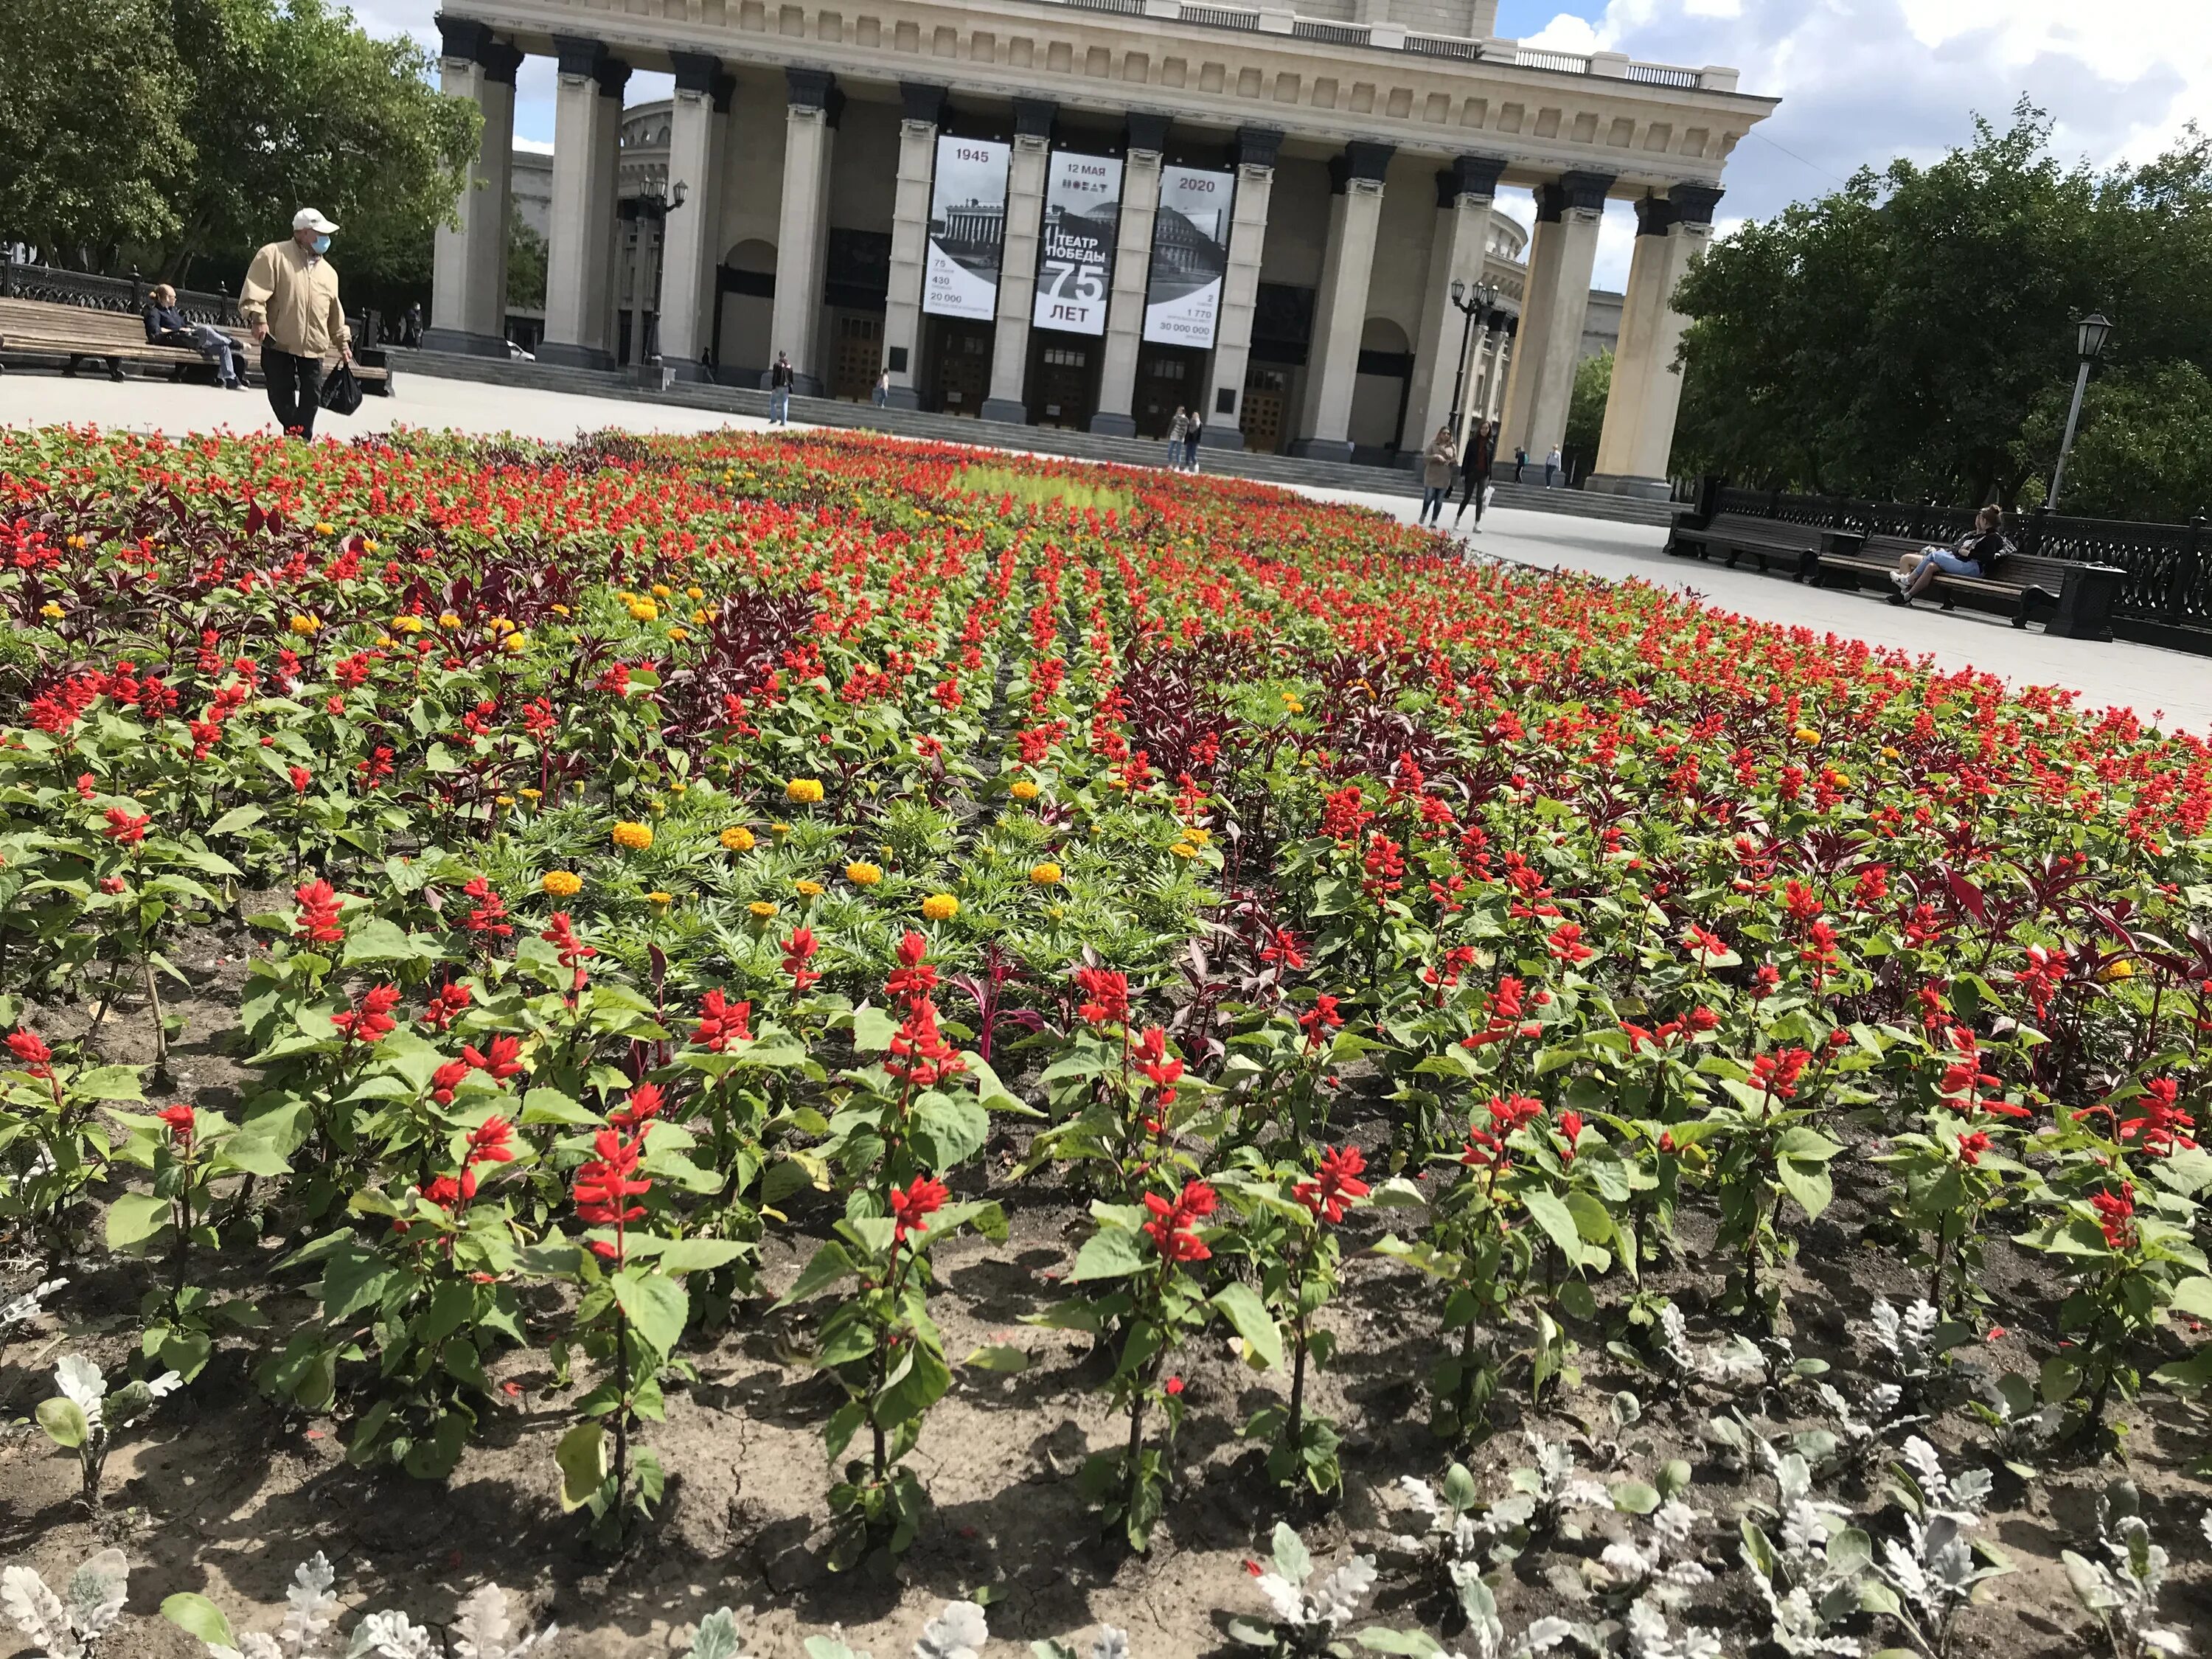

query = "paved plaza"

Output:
[[6, 368, 2207, 739]]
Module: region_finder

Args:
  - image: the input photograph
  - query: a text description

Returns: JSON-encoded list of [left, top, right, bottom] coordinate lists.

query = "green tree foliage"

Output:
[[2037, 364, 2212, 524], [165, 0, 479, 296], [507, 215, 548, 315], [1566, 349, 1613, 456], [0, 0, 192, 259], [1672, 103, 2212, 517]]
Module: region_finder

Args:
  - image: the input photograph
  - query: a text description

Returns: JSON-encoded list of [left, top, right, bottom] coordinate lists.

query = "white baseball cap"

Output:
[[293, 208, 340, 234]]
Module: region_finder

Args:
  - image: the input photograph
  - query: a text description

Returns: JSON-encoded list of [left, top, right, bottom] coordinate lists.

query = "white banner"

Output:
[[924, 137, 1010, 322], [1032, 151, 1123, 335], [1143, 166, 1234, 349]]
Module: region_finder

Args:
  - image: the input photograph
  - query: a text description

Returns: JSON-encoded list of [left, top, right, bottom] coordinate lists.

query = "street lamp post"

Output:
[[1446, 277, 1498, 433], [625, 176, 689, 382], [2047, 311, 2111, 513]]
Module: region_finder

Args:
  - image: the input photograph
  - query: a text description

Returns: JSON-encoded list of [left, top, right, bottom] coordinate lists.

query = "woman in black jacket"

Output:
[[1451, 420, 1497, 531], [143, 285, 245, 389], [1889, 505, 2008, 605]]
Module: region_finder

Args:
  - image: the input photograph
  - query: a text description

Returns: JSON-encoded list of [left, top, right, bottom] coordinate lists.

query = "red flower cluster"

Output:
[[782, 926, 821, 992], [1750, 1046, 1812, 1102], [1142, 1180, 1217, 1262], [103, 807, 150, 846], [459, 877, 511, 939], [7, 1028, 54, 1079], [293, 878, 345, 945], [889, 1174, 950, 1243], [1294, 1144, 1370, 1223], [692, 988, 754, 1051], [1075, 964, 1130, 1028], [330, 984, 400, 1045], [157, 1102, 196, 1149], [575, 1128, 652, 1260], [2091, 1183, 2138, 1251]]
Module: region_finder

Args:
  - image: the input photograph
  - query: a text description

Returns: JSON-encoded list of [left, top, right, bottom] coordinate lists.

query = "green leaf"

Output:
[[520, 1086, 599, 1127], [962, 1344, 1031, 1374], [556, 1422, 608, 1511], [2168, 1276, 2212, 1321], [874, 1338, 952, 1428], [611, 1270, 689, 1357], [36, 1396, 88, 1449], [206, 804, 266, 835], [913, 1091, 990, 1169], [658, 1238, 752, 1276], [1270, 1520, 1311, 1583], [105, 1192, 172, 1251], [1519, 1187, 1587, 1262], [849, 1004, 899, 1052], [1611, 1480, 1660, 1514], [1210, 1281, 1284, 1370], [771, 1241, 856, 1308], [1775, 1157, 1834, 1221], [162, 1593, 237, 1649], [1071, 1226, 1148, 1281], [72, 1064, 144, 1101]]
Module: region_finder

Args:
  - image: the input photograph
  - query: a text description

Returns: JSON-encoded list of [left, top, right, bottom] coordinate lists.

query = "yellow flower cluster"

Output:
[[748, 900, 779, 919], [611, 821, 654, 852], [1009, 779, 1040, 801], [288, 614, 322, 636], [392, 615, 426, 635], [619, 591, 661, 622], [720, 825, 757, 852], [795, 879, 825, 898], [785, 778, 825, 804], [1794, 727, 1822, 744], [1029, 863, 1062, 886], [921, 893, 960, 922], [541, 870, 583, 897], [846, 862, 883, 886]]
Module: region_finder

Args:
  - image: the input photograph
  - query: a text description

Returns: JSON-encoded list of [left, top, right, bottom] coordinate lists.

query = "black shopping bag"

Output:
[[318, 361, 364, 417]]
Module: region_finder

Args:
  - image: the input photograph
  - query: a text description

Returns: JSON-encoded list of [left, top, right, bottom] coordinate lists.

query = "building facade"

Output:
[[423, 0, 1773, 491]]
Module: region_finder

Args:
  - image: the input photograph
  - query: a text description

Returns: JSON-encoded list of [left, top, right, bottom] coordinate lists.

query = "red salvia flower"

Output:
[[330, 984, 401, 1045], [574, 1129, 652, 1260], [1132, 1026, 1183, 1093], [886, 931, 938, 1002], [102, 807, 150, 845], [1075, 964, 1130, 1027], [293, 878, 345, 945], [156, 1102, 196, 1148], [462, 1033, 524, 1082], [2091, 1183, 2138, 1251], [1142, 1180, 1218, 1262], [782, 926, 821, 992], [888, 1174, 950, 1243], [7, 1029, 54, 1078], [692, 988, 754, 1051], [1293, 1144, 1371, 1223]]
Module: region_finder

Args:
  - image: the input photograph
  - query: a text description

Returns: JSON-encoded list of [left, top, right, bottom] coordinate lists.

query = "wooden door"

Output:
[[830, 313, 882, 402], [1242, 366, 1289, 455]]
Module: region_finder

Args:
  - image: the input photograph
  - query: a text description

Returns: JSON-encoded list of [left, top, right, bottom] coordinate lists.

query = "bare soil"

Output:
[[4, 955, 2209, 1658]]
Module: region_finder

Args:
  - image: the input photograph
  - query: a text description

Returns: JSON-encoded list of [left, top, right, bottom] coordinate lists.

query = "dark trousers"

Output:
[[1455, 468, 1489, 524], [262, 344, 321, 439]]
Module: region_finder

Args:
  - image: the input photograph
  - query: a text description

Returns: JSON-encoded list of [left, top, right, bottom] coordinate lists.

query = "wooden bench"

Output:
[[0, 296, 392, 394], [1812, 533, 2125, 639], [1667, 509, 1834, 579]]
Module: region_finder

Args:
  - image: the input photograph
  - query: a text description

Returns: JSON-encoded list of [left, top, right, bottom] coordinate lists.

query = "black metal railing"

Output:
[[1689, 477, 2212, 650], [1, 255, 241, 327]]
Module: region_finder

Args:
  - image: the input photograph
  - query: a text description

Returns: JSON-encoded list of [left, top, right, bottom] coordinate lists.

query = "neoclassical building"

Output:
[[424, 0, 1773, 491]]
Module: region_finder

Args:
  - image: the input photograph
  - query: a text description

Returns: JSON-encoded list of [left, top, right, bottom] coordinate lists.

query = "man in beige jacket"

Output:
[[239, 208, 352, 441]]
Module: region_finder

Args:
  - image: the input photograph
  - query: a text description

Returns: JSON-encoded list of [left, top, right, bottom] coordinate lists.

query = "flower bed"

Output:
[[1, 424, 2208, 1658]]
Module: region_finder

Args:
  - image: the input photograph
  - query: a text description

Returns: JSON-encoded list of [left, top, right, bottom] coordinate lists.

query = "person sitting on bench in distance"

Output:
[[1890, 504, 2009, 606], [142, 285, 245, 389]]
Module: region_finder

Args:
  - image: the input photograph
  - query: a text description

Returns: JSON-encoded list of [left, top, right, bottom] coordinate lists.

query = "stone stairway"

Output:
[[386, 347, 1679, 529]]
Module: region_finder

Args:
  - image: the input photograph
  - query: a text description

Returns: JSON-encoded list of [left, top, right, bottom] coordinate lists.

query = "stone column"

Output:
[[540, 38, 627, 370], [1499, 170, 1612, 462], [981, 98, 1056, 425], [1486, 319, 1514, 422], [1200, 126, 1281, 451], [1456, 321, 1499, 452], [771, 69, 841, 395], [880, 82, 945, 408], [1088, 113, 1169, 436], [1588, 186, 1722, 498], [1290, 141, 1392, 462], [1401, 153, 1506, 453], [425, 20, 520, 355], [659, 54, 734, 378]]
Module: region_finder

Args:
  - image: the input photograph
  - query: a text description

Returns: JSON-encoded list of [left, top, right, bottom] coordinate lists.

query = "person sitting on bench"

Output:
[[1889, 505, 2008, 606], [143, 285, 244, 389]]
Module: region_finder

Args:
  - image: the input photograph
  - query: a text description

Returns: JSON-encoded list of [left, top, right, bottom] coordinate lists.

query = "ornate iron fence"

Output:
[[1, 256, 240, 327]]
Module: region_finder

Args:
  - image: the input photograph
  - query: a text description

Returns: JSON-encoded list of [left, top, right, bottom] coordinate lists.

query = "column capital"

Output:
[[435, 15, 491, 63], [1013, 97, 1057, 140], [1125, 111, 1172, 159], [1557, 170, 1615, 215], [1669, 184, 1725, 226], [1329, 141, 1394, 192], [672, 52, 735, 112], [481, 41, 522, 85], [594, 56, 631, 100], [900, 80, 948, 126], [787, 66, 844, 126], [1235, 125, 1284, 170], [552, 34, 603, 82], [1448, 153, 1510, 205]]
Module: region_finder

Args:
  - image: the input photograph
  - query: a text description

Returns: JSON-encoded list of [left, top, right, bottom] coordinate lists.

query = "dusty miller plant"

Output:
[[804, 1601, 990, 1659], [1, 1548, 129, 1659], [1390, 1463, 1532, 1576], [1965, 1369, 2067, 1479], [1032, 1629, 1133, 1659], [1229, 1523, 1379, 1655], [1737, 1432, 1877, 1658], [1652, 1301, 1762, 1391], [2060, 1482, 2188, 1659], [164, 1554, 554, 1659], [1867, 1437, 2011, 1659], [1596, 1500, 1712, 1613], [35, 1352, 181, 1509]]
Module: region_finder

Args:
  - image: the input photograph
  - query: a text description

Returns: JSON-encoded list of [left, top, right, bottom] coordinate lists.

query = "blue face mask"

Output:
[[311, 234, 331, 255]]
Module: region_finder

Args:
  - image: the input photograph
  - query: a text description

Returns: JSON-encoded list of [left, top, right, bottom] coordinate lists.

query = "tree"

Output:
[[1566, 349, 1613, 457], [1671, 104, 2212, 515], [2028, 363, 2212, 524], [0, 0, 192, 261], [163, 0, 480, 296], [507, 215, 546, 315]]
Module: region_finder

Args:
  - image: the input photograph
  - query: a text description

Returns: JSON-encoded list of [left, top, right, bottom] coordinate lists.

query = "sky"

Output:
[[354, 0, 2210, 289]]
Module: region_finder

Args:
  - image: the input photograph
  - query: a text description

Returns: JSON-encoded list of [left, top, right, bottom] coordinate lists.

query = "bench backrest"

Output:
[[1860, 534, 2087, 585], [1706, 512, 1825, 538], [0, 296, 245, 347]]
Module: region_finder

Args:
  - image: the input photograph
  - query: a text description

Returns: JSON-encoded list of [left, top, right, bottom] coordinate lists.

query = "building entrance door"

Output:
[[828, 313, 883, 401], [1242, 366, 1290, 455], [1133, 347, 1203, 438], [926, 320, 993, 416], [1028, 336, 1096, 429]]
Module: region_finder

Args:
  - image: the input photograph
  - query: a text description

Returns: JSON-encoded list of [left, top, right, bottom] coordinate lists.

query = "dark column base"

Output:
[[1583, 472, 1673, 501], [980, 397, 1029, 425], [535, 340, 616, 372], [793, 372, 824, 397], [665, 361, 717, 384], [1197, 426, 1246, 451], [1289, 437, 1354, 463], [885, 386, 921, 410], [418, 327, 512, 358], [1088, 410, 1137, 437]]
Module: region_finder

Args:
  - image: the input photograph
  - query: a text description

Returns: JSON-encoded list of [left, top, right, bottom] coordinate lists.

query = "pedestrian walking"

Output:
[[1166, 406, 1189, 471], [1545, 445, 1561, 488], [238, 208, 351, 442], [1513, 446, 1527, 484], [1418, 425, 1457, 526], [1184, 413, 1203, 473], [873, 366, 890, 408], [768, 351, 794, 425], [401, 302, 424, 347], [143, 284, 243, 389], [1452, 420, 1497, 530]]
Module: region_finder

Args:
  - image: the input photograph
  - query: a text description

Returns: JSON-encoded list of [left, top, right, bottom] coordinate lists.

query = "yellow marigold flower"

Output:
[[785, 778, 825, 804], [671, 782, 687, 795], [288, 614, 321, 635], [720, 825, 757, 852], [2099, 959, 2135, 983], [315, 521, 335, 535], [439, 612, 462, 630], [796, 879, 825, 898], [611, 821, 654, 852], [1880, 745, 1901, 760], [922, 893, 959, 922], [667, 627, 690, 644], [541, 870, 583, 897], [394, 615, 424, 634], [647, 889, 674, 910], [502, 633, 527, 654], [375, 633, 395, 647], [552, 603, 571, 617], [362, 538, 380, 553], [1010, 779, 1040, 801], [748, 900, 779, 919], [1169, 841, 1199, 859], [685, 585, 703, 601], [38, 602, 63, 620], [846, 861, 883, 886], [1029, 863, 1062, 886], [691, 608, 710, 625], [495, 793, 515, 807], [1794, 727, 1821, 744], [651, 583, 672, 599], [518, 787, 543, 802], [771, 821, 791, 837], [1183, 826, 1211, 846]]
